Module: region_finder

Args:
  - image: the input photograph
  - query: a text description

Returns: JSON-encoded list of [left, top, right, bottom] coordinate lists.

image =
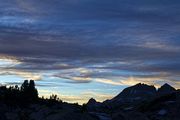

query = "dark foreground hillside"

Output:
[[0, 80, 179, 120], [0, 80, 97, 120]]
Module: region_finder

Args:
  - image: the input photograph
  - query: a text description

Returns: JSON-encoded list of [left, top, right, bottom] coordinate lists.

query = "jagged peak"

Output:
[[159, 83, 176, 90], [87, 98, 97, 104], [157, 83, 176, 95], [112, 83, 156, 102], [134, 83, 155, 87], [130, 83, 156, 89]]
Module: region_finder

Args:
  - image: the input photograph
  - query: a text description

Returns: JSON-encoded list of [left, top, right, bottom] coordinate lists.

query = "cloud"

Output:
[[53, 68, 94, 83], [38, 89, 113, 104], [0, 69, 42, 81]]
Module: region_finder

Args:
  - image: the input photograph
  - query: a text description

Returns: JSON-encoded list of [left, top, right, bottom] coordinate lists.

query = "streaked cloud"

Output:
[[39, 89, 113, 104], [0, 69, 42, 80]]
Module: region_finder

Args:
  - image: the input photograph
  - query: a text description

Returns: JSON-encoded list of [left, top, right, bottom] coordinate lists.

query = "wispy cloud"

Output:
[[0, 69, 42, 80], [38, 89, 113, 104]]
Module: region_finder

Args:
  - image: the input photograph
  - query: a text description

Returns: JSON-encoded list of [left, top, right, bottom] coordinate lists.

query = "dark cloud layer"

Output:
[[0, 0, 180, 87]]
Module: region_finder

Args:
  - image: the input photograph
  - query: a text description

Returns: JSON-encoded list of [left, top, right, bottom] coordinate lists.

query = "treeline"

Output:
[[0, 80, 76, 107], [0, 80, 38, 104]]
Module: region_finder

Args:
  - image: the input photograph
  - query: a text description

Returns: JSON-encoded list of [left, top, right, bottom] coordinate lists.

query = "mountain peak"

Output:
[[162, 83, 173, 87], [158, 83, 176, 95], [87, 98, 97, 104], [160, 83, 176, 90], [112, 83, 156, 103]]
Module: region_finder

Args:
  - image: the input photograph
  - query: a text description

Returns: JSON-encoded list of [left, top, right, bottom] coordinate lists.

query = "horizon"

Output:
[[0, 0, 180, 104], [0, 81, 177, 105]]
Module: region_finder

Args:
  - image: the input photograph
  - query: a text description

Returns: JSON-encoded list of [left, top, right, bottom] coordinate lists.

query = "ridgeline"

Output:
[[0, 80, 179, 120]]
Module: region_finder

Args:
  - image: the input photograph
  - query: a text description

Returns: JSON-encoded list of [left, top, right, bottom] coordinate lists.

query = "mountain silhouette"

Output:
[[111, 83, 156, 103], [0, 81, 179, 120], [157, 83, 176, 95]]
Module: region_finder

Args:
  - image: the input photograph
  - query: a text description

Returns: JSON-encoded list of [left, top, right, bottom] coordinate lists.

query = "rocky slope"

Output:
[[86, 83, 180, 120], [111, 83, 156, 103], [0, 101, 98, 120]]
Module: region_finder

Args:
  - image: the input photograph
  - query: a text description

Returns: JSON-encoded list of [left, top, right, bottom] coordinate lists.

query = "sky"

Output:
[[0, 0, 180, 104]]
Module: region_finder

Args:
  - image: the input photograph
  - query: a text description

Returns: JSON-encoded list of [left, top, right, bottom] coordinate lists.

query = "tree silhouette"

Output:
[[20, 80, 38, 102], [29, 80, 38, 100], [21, 80, 29, 92], [0, 80, 63, 105]]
